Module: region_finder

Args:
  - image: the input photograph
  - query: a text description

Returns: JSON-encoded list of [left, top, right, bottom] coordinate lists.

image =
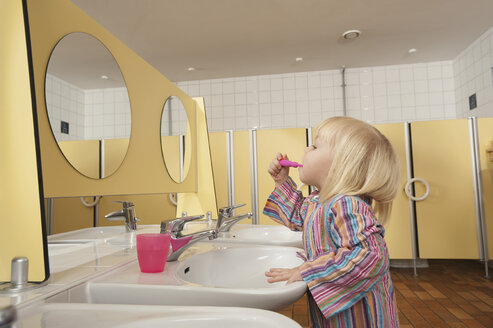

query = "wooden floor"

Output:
[[278, 260, 493, 327]]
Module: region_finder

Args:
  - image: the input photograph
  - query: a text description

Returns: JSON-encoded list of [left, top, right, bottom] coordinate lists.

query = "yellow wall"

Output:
[[52, 198, 94, 234], [233, 131, 253, 217], [161, 136, 181, 182], [257, 128, 308, 225], [373, 123, 413, 259], [411, 119, 479, 259], [209, 132, 229, 209], [98, 194, 176, 227], [177, 98, 218, 218], [26, 0, 197, 197], [0, 0, 47, 282], [104, 138, 129, 179], [59, 140, 100, 179], [477, 118, 493, 260]]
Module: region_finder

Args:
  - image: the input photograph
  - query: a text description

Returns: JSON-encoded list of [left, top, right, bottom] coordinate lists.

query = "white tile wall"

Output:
[[84, 87, 131, 139], [45, 74, 85, 141], [177, 61, 456, 132], [45, 24, 493, 137], [45, 74, 131, 141], [454, 26, 493, 118]]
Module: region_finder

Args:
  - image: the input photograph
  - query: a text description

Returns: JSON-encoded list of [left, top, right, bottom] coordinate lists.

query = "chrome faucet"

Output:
[[104, 201, 139, 232], [161, 214, 219, 261], [217, 204, 253, 232]]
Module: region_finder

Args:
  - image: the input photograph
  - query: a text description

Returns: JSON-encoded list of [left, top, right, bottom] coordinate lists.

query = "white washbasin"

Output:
[[47, 241, 94, 256], [176, 246, 301, 288], [219, 225, 303, 247], [48, 226, 129, 243], [86, 243, 307, 311], [17, 303, 301, 328], [182, 222, 303, 247], [48, 225, 160, 246]]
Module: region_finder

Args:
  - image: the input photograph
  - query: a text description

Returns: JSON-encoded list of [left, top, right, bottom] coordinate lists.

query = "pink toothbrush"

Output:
[[279, 159, 303, 167]]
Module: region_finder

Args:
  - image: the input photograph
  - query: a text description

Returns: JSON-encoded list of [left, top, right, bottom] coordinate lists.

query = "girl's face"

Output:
[[299, 136, 334, 190]]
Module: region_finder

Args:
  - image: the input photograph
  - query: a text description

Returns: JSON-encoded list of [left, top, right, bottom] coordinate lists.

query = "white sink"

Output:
[[86, 244, 307, 311], [219, 225, 303, 247], [47, 241, 94, 256], [48, 225, 160, 246], [182, 222, 303, 247], [176, 246, 301, 288], [17, 303, 301, 328], [48, 226, 129, 243], [47, 226, 160, 271]]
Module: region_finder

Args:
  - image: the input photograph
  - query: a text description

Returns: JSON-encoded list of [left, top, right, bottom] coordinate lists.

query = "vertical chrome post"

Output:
[[94, 197, 99, 227], [46, 198, 53, 235], [405, 122, 419, 276], [306, 127, 314, 194], [226, 130, 235, 213], [97, 139, 105, 227], [100, 139, 105, 179], [469, 117, 489, 278], [249, 128, 259, 224], [341, 66, 347, 117], [179, 134, 185, 182]]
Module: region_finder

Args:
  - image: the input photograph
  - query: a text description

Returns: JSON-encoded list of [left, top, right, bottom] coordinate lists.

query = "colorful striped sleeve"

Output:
[[299, 196, 389, 319], [262, 177, 306, 231]]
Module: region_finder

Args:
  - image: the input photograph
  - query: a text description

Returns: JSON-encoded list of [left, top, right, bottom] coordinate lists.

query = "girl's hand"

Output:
[[268, 153, 289, 187], [265, 266, 303, 285]]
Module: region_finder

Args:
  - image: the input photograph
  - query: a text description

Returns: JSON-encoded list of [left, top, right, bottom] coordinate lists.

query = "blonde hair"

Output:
[[313, 117, 400, 223]]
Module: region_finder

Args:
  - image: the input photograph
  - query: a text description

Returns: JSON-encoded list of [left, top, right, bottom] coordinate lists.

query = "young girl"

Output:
[[264, 116, 400, 327]]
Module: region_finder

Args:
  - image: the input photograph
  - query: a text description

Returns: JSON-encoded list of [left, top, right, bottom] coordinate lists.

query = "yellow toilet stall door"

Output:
[[373, 123, 413, 259], [233, 131, 253, 217], [209, 132, 229, 210], [257, 128, 308, 225], [477, 117, 493, 260], [411, 119, 479, 259]]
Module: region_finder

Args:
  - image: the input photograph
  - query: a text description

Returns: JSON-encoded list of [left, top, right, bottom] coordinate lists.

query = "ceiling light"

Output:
[[187, 67, 196, 71], [342, 30, 361, 40], [408, 48, 417, 53], [100, 75, 108, 79], [295, 57, 303, 62]]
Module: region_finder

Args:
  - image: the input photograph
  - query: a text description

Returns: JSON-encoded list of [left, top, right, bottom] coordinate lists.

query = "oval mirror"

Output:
[[161, 96, 191, 183], [45, 32, 131, 179]]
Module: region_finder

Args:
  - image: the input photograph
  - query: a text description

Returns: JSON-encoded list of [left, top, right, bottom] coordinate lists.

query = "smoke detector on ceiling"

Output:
[[342, 30, 361, 40]]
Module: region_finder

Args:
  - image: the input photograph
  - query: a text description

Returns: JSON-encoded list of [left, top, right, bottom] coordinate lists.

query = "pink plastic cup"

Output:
[[136, 233, 171, 273]]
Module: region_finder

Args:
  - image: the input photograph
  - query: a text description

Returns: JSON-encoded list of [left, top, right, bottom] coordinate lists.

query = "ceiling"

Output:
[[67, 0, 493, 83], [48, 32, 126, 89]]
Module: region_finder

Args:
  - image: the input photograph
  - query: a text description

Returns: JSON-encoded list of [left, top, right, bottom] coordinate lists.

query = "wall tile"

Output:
[[50, 27, 493, 136]]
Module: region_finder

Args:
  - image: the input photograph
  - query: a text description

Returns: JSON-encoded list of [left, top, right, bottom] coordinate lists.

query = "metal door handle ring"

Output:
[[405, 178, 430, 201]]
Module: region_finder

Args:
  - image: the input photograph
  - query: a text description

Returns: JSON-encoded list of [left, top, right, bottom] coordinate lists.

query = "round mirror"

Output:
[[45, 32, 131, 179], [161, 96, 191, 183]]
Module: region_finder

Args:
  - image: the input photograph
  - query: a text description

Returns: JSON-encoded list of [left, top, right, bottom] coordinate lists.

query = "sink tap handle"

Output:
[[161, 214, 204, 236], [217, 204, 245, 229], [219, 204, 245, 217], [113, 201, 134, 208]]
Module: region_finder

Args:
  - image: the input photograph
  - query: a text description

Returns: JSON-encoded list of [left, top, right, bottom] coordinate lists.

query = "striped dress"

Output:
[[263, 177, 399, 327]]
